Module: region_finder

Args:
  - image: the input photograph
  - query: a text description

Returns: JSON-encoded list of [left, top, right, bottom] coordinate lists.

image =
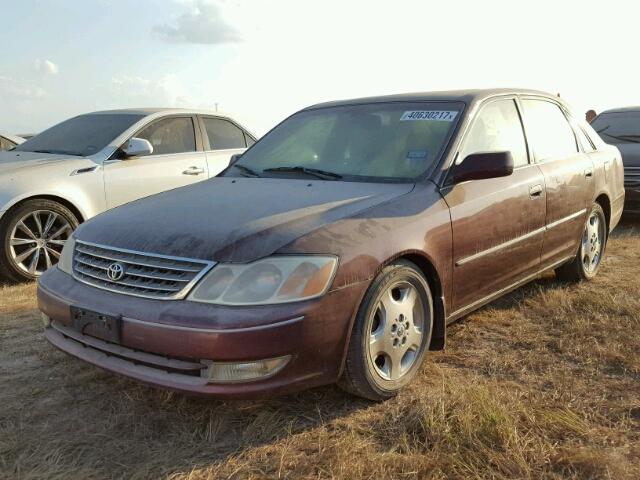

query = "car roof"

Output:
[[85, 107, 235, 117], [302, 88, 560, 111], [598, 106, 640, 115]]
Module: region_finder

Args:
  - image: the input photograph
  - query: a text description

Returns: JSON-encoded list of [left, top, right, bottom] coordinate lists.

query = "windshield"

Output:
[[14, 113, 145, 157], [591, 111, 640, 144], [224, 101, 464, 182]]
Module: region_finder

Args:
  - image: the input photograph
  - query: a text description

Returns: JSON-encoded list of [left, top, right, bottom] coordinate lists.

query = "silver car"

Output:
[[0, 108, 255, 281]]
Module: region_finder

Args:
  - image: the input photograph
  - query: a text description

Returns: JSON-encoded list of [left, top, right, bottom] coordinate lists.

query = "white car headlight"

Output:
[[188, 255, 338, 305], [57, 235, 75, 275]]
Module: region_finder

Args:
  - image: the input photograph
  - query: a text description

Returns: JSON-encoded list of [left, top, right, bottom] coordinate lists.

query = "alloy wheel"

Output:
[[9, 210, 71, 275], [367, 280, 426, 381], [581, 210, 605, 274]]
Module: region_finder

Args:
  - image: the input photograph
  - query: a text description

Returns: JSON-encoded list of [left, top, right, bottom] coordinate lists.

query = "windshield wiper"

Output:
[[29, 149, 83, 156], [263, 166, 342, 180], [232, 164, 261, 177]]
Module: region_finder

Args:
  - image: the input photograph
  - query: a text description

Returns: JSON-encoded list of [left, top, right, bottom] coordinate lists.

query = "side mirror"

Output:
[[229, 153, 242, 166], [451, 151, 514, 183], [123, 137, 153, 157]]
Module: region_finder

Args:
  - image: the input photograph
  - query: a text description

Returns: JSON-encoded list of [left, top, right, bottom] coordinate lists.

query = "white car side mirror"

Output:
[[124, 137, 153, 157]]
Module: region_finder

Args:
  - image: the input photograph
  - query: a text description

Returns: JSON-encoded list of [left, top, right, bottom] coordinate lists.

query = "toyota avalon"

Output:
[[38, 89, 625, 400]]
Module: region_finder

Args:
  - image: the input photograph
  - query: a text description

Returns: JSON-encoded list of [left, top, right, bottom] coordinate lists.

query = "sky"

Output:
[[1, 0, 639, 136]]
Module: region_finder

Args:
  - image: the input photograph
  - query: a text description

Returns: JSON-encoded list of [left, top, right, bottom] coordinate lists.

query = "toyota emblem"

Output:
[[106, 262, 126, 282]]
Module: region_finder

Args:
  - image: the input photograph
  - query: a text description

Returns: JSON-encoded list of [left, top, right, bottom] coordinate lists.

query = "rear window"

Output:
[[202, 117, 247, 150], [591, 111, 640, 145]]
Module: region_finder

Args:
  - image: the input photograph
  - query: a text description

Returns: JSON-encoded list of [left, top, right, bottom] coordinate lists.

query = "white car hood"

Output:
[[0, 150, 81, 175]]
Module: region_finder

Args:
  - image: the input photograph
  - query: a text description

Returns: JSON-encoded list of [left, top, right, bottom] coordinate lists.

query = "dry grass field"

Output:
[[1, 221, 639, 480]]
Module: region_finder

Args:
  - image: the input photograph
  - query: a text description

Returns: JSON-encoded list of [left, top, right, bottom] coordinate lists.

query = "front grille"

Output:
[[72, 240, 215, 300], [624, 166, 640, 188]]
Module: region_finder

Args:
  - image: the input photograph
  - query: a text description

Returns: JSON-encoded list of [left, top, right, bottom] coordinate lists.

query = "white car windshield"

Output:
[[225, 101, 464, 182], [15, 113, 145, 157]]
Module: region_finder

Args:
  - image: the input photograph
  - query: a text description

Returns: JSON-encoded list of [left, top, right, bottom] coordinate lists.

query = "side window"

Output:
[[576, 126, 595, 152], [136, 117, 196, 155], [244, 132, 255, 147], [459, 99, 529, 168], [202, 118, 246, 150], [521, 100, 578, 162], [580, 120, 608, 150], [565, 113, 594, 152]]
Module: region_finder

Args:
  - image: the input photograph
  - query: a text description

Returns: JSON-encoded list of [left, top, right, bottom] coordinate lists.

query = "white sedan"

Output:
[[0, 108, 255, 281]]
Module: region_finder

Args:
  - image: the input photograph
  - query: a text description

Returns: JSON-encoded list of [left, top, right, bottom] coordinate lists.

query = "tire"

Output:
[[0, 199, 79, 282], [555, 202, 607, 282], [339, 259, 433, 401]]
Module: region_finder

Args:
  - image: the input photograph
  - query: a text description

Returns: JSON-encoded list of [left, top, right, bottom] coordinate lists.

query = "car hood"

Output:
[[75, 177, 415, 263], [617, 143, 640, 167], [0, 150, 78, 174]]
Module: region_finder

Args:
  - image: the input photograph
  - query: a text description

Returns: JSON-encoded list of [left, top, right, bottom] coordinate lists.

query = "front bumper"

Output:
[[38, 267, 368, 398]]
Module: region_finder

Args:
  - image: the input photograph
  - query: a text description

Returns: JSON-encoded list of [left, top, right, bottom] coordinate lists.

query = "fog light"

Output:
[[201, 355, 290, 383], [41, 313, 51, 328]]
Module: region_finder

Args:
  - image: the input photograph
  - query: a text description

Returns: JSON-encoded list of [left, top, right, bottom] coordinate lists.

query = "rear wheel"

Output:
[[555, 202, 607, 282], [339, 260, 433, 401], [0, 199, 78, 282]]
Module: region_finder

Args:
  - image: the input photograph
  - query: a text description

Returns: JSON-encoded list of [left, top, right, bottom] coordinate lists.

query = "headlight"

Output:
[[57, 236, 75, 275], [188, 255, 338, 305]]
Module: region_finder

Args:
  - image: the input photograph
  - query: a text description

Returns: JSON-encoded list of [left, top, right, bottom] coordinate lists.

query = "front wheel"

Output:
[[339, 260, 433, 401], [555, 202, 607, 282], [0, 199, 78, 282]]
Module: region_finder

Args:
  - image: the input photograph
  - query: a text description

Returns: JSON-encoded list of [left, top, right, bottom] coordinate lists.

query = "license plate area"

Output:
[[70, 306, 121, 343]]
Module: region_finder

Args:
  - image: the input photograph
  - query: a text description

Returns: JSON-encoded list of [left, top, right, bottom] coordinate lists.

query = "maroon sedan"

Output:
[[38, 89, 625, 400]]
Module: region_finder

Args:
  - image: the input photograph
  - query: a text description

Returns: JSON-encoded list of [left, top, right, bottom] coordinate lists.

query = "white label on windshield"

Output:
[[400, 110, 458, 121]]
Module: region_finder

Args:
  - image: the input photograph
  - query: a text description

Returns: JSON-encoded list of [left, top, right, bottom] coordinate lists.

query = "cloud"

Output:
[[34, 58, 59, 75], [109, 74, 197, 107], [153, 0, 241, 45], [0, 76, 47, 99]]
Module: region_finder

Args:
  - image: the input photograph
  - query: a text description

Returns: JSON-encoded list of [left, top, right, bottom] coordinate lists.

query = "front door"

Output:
[[520, 98, 594, 268], [443, 97, 547, 313], [104, 116, 209, 209]]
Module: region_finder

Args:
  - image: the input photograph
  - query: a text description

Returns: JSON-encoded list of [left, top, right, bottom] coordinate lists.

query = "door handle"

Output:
[[529, 184, 543, 198], [182, 166, 205, 176], [584, 168, 593, 178]]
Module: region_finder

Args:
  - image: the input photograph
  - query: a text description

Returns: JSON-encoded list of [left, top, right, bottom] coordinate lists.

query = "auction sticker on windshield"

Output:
[[400, 111, 458, 121]]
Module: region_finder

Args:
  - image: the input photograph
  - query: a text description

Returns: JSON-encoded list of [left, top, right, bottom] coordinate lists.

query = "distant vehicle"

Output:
[[38, 89, 624, 401], [0, 133, 25, 151], [0, 108, 256, 281], [591, 108, 640, 214]]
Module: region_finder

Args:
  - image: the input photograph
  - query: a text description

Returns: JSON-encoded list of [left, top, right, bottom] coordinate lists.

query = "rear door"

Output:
[[104, 115, 209, 208], [520, 98, 594, 268], [198, 116, 250, 176], [444, 97, 547, 313]]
